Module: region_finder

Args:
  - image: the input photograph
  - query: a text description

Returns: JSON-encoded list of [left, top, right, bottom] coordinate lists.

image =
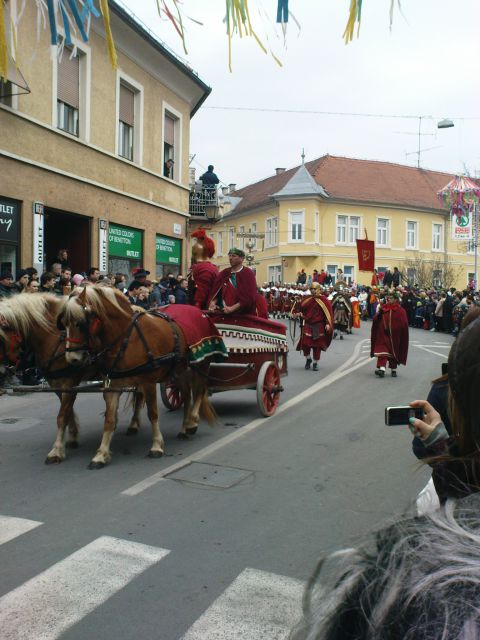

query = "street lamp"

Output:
[[437, 118, 454, 129]]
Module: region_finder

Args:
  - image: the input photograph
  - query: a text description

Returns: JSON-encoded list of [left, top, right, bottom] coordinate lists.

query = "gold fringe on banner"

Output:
[[342, 0, 361, 44], [100, 0, 117, 69], [0, 0, 8, 82]]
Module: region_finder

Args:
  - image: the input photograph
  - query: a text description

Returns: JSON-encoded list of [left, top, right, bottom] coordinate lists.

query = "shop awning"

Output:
[[1, 50, 30, 97]]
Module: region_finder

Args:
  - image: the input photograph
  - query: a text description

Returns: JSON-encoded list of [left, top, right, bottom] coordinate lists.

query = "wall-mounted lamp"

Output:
[[437, 118, 454, 129]]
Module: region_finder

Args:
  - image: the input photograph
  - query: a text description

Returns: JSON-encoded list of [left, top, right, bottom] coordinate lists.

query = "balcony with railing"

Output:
[[188, 184, 220, 220]]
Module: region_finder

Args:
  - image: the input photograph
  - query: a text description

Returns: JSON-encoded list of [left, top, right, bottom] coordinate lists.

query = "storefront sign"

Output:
[[108, 223, 142, 259], [99, 219, 108, 272], [0, 198, 19, 242], [156, 235, 181, 265], [451, 208, 473, 240], [33, 202, 45, 271]]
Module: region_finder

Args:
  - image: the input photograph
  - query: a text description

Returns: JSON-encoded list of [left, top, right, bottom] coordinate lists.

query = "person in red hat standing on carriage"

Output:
[[292, 282, 333, 371], [189, 229, 218, 309]]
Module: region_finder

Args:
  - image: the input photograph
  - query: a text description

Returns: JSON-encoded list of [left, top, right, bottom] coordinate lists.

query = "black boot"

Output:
[[305, 358, 312, 370], [312, 362, 318, 371]]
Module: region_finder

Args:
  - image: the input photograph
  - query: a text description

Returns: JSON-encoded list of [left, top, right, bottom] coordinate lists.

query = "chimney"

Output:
[[229, 183, 236, 193], [275, 168, 286, 175], [221, 186, 229, 196]]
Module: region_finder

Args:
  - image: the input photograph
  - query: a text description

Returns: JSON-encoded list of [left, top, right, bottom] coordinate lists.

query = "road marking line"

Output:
[[0, 536, 169, 640], [181, 568, 303, 640], [122, 340, 371, 497], [0, 516, 43, 546], [412, 344, 449, 358]]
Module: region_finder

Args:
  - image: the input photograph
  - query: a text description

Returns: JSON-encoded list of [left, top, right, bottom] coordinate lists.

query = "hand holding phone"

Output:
[[408, 400, 442, 440]]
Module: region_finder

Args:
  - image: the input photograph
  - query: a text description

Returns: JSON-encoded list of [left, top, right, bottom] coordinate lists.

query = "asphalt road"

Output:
[[0, 320, 453, 639]]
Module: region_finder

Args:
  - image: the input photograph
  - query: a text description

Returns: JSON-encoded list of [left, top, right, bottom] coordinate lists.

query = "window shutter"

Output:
[[57, 49, 79, 109], [164, 115, 175, 145], [119, 84, 135, 126]]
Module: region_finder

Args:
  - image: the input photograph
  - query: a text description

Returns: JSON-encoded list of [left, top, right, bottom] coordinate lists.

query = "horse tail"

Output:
[[199, 393, 218, 425]]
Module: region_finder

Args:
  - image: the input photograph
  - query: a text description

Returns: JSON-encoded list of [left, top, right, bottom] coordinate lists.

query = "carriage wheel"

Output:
[[160, 382, 184, 411], [257, 361, 282, 417]]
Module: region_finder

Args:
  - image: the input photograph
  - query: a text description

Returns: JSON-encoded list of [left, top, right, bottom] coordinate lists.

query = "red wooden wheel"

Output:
[[256, 361, 282, 417], [160, 382, 183, 411]]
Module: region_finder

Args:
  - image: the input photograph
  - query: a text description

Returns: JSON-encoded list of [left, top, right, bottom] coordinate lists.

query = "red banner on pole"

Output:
[[356, 239, 375, 271]]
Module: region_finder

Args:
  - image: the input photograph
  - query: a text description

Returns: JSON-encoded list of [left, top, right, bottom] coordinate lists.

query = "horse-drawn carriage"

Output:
[[161, 313, 288, 417]]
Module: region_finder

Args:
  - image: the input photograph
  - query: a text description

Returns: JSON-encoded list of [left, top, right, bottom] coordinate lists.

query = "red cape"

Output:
[[191, 261, 218, 309], [296, 294, 334, 352], [371, 303, 409, 365], [209, 266, 258, 315]]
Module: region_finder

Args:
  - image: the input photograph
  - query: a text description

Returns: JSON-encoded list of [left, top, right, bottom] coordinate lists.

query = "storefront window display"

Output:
[[0, 197, 20, 274], [155, 234, 182, 278], [108, 223, 143, 279]]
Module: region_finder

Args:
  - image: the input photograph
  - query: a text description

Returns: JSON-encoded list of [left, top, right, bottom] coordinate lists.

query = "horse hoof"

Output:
[[66, 441, 79, 449], [45, 456, 62, 465], [148, 450, 164, 458], [88, 461, 105, 470], [126, 427, 139, 436], [177, 432, 189, 440], [186, 427, 198, 435]]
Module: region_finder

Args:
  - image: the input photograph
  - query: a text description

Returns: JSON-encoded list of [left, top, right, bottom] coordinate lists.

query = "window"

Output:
[[118, 83, 134, 160], [0, 80, 13, 107], [349, 216, 360, 243], [228, 227, 235, 250], [116, 74, 143, 164], [467, 240, 475, 255], [406, 221, 417, 249], [432, 223, 442, 251], [268, 265, 282, 284], [336, 215, 360, 245], [266, 217, 278, 247], [377, 218, 389, 247], [57, 48, 80, 136], [217, 232, 223, 256], [343, 266, 354, 285], [251, 222, 257, 250], [327, 264, 337, 283], [163, 105, 181, 181], [238, 226, 245, 250], [433, 270, 443, 287], [406, 267, 416, 285], [288, 211, 304, 242], [337, 215, 347, 244]]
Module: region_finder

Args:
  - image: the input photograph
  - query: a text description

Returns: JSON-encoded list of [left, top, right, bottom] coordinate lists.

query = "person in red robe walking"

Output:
[[189, 229, 218, 309], [292, 282, 333, 371], [208, 248, 258, 316], [370, 290, 409, 378]]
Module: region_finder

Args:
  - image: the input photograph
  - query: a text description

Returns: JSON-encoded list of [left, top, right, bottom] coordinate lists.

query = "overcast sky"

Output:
[[122, 0, 480, 189]]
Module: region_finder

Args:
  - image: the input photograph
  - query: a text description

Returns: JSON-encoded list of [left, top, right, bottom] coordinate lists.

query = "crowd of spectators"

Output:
[[0, 248, 190, 309]]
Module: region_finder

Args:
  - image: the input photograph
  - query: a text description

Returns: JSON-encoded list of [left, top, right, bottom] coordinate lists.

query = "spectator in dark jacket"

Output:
[[174, 278, 189, 304], [383, 268, 393, 288], [392, 266, 401, 287]]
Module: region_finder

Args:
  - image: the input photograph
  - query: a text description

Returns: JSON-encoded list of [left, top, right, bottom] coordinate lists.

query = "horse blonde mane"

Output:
[[0, 293, 59, 339], [63, 286, 132, 324]]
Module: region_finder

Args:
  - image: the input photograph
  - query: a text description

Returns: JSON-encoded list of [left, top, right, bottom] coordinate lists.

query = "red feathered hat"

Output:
[[191, 228, 215, 258]]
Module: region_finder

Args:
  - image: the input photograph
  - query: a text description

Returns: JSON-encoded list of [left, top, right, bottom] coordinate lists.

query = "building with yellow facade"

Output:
[[0, 0, 210, 278], [210, 155, 474, 289]]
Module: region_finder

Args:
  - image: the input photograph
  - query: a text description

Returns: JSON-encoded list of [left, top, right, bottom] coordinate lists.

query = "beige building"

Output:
[[211, 156, 475, 289], [0, 0, 210, 278]]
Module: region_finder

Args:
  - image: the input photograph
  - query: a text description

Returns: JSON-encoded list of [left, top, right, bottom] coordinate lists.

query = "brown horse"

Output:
[[0, 293, 146, 464], [60, 286, 216, 468]]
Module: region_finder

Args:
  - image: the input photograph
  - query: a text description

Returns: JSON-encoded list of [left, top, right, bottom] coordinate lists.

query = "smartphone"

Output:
[[385, 406, 424, 426]]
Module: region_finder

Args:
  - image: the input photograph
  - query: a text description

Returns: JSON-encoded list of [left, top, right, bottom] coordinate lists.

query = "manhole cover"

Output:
[[166, 462, 253, 488], [0, 418, 20, 424]]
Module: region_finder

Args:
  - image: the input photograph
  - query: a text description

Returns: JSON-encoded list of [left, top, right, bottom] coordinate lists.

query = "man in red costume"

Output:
[[189, 229, 218, 309], [292, 282, 333, 371], [208, 248, 258, 315], [370, 289, 409, 378]]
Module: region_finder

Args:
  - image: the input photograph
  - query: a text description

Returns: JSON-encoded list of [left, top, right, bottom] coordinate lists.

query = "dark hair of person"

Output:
[[40, 271, 55, 286], [290, 496, 480, 640], [88, 267, 99, 277], [128, 280, 142, 292], [25, 267, 38, 278]]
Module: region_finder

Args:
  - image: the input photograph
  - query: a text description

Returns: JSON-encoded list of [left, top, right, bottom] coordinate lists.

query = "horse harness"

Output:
[[68, 306, 184, 380]]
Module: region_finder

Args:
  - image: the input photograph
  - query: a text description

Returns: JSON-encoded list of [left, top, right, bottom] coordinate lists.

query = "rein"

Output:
[[68, 307, 183, 379]]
